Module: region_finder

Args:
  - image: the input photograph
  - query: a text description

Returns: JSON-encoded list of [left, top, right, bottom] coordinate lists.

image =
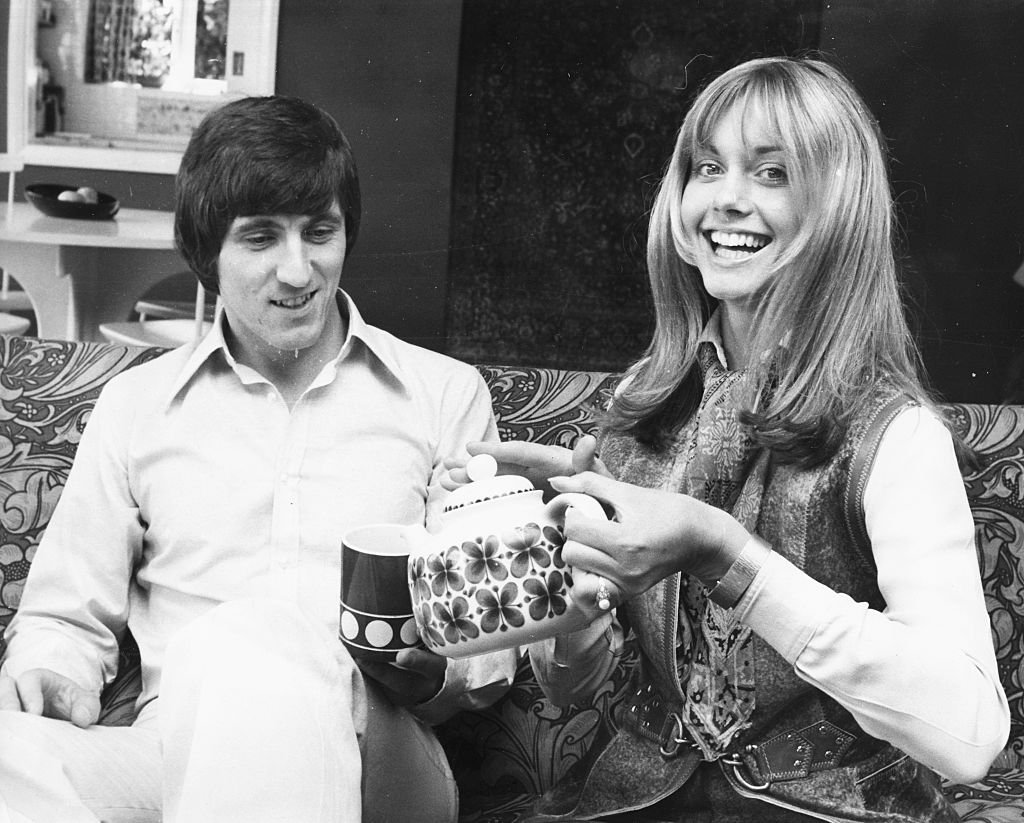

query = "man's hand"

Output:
[[357, 649, 448, 707], [0, 668, 100, 728]]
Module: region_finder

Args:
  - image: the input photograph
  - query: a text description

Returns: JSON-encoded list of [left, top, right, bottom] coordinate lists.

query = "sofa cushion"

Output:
[[946, 403, 1024, 772], [0, 342, 1021, 820], [0, 337, 162, 650]]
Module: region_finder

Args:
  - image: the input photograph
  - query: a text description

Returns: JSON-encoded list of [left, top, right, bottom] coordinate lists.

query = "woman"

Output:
[[446, 56, 1008, 821]]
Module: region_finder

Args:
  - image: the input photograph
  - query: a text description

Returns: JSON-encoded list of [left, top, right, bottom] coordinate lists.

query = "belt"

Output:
[[618, 682, 858, 789], [723, 721, 857, 790]]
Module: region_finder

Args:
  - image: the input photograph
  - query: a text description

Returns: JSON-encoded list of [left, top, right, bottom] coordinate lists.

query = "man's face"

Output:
[[217, 203, 347, 369]]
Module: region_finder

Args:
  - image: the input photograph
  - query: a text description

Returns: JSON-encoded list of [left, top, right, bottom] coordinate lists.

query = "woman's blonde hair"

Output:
[[605, 56, 932, 465]]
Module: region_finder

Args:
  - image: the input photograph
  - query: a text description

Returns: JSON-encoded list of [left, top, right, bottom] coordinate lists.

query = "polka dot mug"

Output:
[[340, 523, 423, 661]]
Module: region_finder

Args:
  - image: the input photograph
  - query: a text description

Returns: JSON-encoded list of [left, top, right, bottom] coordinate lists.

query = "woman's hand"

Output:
[[549, 472, 750, 600], [441, 435, 610, 494]]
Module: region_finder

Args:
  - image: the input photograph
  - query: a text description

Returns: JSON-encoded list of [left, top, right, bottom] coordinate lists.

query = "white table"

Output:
[[0, 202, 187, 342]]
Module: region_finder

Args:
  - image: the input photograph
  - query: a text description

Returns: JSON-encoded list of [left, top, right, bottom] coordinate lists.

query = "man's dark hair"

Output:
[[174, 95, 361, 294]]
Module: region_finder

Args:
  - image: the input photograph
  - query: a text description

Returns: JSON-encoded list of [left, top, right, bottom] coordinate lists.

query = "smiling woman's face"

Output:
[[216, 202, 347, 370], [680, 102, 802, 317]]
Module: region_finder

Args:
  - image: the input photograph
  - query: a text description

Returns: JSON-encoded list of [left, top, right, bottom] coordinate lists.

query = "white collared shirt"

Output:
[[2, 291, 509, 716]]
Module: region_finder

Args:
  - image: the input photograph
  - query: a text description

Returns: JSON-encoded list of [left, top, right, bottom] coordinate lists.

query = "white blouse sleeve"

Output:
[[737, 405, 1009, 783]]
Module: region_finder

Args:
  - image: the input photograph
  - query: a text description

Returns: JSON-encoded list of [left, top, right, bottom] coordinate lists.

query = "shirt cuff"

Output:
[[734, 550, 839, 664], [1, 629, 105, 694]]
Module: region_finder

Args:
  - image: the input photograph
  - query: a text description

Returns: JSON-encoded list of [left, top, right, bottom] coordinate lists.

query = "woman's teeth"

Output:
[[273, 293, 315, 309], [708, 230, 770, 259]]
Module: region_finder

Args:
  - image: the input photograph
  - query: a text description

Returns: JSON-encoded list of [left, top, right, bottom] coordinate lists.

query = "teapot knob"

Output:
[[466, 453, 498, 482]]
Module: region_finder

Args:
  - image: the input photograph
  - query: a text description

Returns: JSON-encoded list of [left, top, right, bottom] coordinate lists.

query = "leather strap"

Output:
[[618, 681, 697, 759], [620, 678, 861, 784], [724, 720, 857, 789], [843, 393, 915, 564]]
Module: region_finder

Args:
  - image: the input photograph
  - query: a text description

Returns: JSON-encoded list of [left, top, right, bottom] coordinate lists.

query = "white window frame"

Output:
[[4, 0, 279, 175]]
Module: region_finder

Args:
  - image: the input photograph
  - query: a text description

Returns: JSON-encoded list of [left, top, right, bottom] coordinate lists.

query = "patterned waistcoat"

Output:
[[526, 389, 959, 823]]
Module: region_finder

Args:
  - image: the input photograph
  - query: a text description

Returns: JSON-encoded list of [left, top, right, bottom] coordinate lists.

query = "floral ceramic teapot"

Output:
[[405, 454, 607, 658]]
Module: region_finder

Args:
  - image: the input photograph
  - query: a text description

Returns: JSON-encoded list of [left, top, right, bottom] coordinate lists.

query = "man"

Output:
[[0, 96, 512, 822]]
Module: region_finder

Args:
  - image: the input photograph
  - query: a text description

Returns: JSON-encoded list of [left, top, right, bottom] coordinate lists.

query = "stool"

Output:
[[99, 318, 212, 348], [0, 312, 31, 336], [136, 300, 215, 322], [99, 280, 213, 348], [0, 271, 33, 314]]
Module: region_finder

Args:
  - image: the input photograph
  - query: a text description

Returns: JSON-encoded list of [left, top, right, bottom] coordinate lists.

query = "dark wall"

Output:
[[821, 0, 1024, 403], [2, 0, 462, 350], [275, 0, 462, 349]]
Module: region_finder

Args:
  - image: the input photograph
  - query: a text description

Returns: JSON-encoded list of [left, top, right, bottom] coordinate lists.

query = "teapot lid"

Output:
[[444, 453, 535, 513]]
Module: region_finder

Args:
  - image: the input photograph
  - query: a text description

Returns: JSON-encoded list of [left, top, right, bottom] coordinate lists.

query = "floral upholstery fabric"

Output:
[[0, 337, 161, 636], [0, 337, 161, 725], [0, 339, 1021, 820]]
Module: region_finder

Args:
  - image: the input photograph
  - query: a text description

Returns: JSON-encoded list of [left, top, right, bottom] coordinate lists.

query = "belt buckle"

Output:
[[722, 751, 771, 791], [658, 711, 691, 759]]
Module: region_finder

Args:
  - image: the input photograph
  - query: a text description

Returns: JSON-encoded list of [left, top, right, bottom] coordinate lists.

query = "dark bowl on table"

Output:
[[25, 183, 120, 220]]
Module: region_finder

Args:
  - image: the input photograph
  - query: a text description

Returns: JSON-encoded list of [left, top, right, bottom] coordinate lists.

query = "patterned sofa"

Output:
[[0, 335, 1021, 821]]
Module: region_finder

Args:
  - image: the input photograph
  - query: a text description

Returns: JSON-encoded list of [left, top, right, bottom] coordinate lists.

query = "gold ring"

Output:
[[595, 577, 612, 611]]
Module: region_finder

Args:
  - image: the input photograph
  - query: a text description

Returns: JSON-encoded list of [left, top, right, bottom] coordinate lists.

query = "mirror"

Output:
[[6, 0, 278, 173]]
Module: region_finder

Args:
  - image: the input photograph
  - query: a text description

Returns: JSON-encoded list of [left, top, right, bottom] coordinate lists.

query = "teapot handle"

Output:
[[544, 492, 608, 524]]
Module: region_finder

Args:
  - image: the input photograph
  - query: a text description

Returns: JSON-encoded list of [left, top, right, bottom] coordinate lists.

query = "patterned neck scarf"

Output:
[[676, 341, 769, 757]]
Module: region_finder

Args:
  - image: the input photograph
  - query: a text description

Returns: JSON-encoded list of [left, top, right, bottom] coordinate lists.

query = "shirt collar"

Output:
[[338, 290, 410, 386], [697, 308, 730, 370], [697, 309, 791, 373], [164, 289, 410, 406]]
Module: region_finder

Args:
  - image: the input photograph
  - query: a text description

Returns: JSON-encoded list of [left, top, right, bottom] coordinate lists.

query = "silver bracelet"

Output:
[[706, 535, 772, 609]]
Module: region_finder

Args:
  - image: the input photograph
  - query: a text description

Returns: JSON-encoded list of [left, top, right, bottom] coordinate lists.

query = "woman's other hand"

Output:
[[441, 435, 610, 494], [569, 567, 627, 619], [549, 472, 750, 599]]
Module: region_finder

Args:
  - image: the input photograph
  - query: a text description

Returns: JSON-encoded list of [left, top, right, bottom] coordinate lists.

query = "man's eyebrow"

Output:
[[229, 212, 344, 232], [230, 216, 280, 232], [308, 210, 345, 225]]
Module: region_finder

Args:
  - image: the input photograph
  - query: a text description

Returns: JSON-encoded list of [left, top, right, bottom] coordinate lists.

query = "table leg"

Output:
[[0, 242, 188, 342], [0, 242, 74, 340]]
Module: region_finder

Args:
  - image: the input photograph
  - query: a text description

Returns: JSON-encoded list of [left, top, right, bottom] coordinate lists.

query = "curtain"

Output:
[[444, 0, 824, 371], [86, 0, 138, 84]]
